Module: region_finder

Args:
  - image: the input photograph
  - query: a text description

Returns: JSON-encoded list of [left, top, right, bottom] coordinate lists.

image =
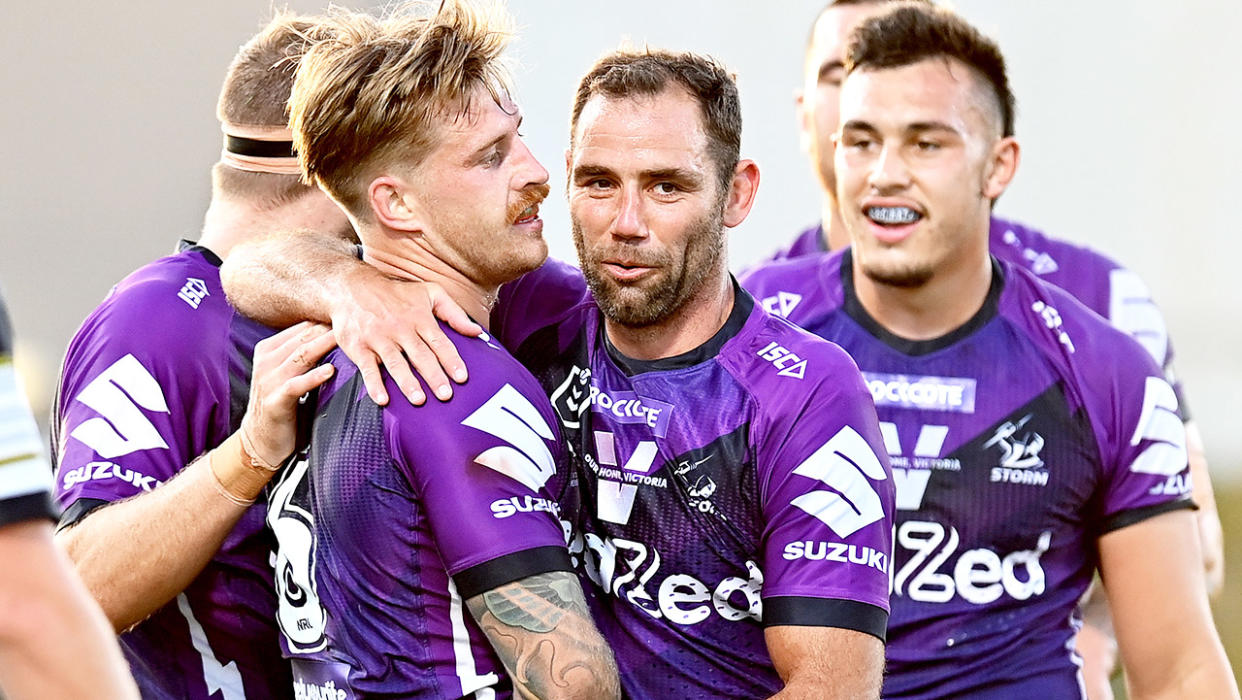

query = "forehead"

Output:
[[839, 57, 994, 134], [436, 88, 520, 147], [807, 3, 888, 68], [571, 88, 710, 168]]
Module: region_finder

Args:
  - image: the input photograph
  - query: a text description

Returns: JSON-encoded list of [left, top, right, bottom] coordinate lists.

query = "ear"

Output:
[[795, 89, 812, 154], [367, 175, 424, 233], [982, 136, 1020, 200], [722, 159, 761, 229]]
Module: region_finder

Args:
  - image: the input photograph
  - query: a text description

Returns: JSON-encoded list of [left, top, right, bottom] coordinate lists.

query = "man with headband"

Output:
[[51, 14, 353, 698]]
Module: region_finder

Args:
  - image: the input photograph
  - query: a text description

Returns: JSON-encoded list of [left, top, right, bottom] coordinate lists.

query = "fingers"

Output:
[[355, 355, 393, 407], [419, 323, 470, 388], [373, 340, 426, 407], [431, 291, 484, 342], [282, 363, 336, 400]]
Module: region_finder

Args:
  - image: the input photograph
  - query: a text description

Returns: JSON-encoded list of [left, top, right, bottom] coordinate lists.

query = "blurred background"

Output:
[[3, 0, 1239, 682]]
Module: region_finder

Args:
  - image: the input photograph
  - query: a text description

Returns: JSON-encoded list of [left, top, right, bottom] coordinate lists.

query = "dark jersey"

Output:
[[52, 243, 286, 699], [0, 292, 57, 526], [768, 216, 1187, 414], [270, 327, 576, 699], [494, 260, 894, 699], [742, 250, 1193, 699]]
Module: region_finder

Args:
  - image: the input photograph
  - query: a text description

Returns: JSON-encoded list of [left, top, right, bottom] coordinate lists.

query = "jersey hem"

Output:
[[453, 545, 574, 600], [1100, 498, 1196, 535], [763, 596, 889, 641], [0, 491, 58, 527]]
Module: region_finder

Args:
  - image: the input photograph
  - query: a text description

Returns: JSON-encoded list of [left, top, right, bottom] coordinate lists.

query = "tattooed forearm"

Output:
[[467, 571, 620, 700]]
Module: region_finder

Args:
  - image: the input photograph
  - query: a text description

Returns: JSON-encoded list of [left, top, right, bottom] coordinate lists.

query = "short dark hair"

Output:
[[214, 12, 323, 207], [805, 0, 933, 60], [845, 4, 1016, 137], [570, 48, 741, 193]]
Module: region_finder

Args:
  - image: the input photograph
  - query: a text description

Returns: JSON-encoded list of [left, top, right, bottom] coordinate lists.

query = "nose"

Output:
[[868, 144, 911, 194], [513, 137, 549, 188], [611, 185, 645, 241]]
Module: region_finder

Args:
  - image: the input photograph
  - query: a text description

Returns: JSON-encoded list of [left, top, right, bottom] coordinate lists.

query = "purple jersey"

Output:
[[494, 260, 894, 699], [51, 243, 286, 699], [0, 293, 57, 526], [270, 327, 575, 699], [768, 217, 1187, 414], [742, 251, 1193, 699]]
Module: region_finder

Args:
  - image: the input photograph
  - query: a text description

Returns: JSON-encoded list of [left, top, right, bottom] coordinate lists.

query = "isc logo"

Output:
[[757, 341, 807, 379]]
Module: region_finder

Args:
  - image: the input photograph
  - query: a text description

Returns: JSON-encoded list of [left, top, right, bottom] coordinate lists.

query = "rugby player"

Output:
[[0, 293, 137, 699], [223, 48, 895, 700], [51, 14, 349, 698], [261, 3, 619, 697], [741, 5, 1238, 697], [775, 3, 1225, 694]]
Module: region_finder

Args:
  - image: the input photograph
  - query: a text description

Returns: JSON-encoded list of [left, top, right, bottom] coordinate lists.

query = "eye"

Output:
[[915, 140, 941, 152], [482, 150, 502, 167], [653, 182, 680, 196]]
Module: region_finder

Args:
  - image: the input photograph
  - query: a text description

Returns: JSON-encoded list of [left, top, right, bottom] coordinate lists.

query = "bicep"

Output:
[[764, 625, 883, 700], [465, 570, 619, 699], [1099, 509, 1225, 694]]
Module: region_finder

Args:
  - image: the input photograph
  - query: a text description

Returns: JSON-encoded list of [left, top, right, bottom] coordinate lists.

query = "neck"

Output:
[[360, 226, 495, 331], [605, 271, 734, 361], [851, 246, 993, 341], [197, 198, 274, 260], [821, 195, 849, 252]]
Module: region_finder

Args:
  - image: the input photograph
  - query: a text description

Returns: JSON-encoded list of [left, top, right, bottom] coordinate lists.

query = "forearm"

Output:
[[766, 626, 883, 700], [0, 520, 138, 699], [55, 432, 272, 631], [1185, 421, 1223, 597], [468, 571, 620, 700], [220, 230, 364, 327]]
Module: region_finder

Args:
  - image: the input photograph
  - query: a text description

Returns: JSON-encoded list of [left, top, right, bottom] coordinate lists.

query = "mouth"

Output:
[[865, 205, 923, 226], [601, 260, 655, 282], [513, 201, 540, 225]]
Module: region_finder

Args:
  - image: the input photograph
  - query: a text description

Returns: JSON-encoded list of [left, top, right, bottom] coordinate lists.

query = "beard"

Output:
[[860, 260, 934, 288], [572, 207, 726, 328]]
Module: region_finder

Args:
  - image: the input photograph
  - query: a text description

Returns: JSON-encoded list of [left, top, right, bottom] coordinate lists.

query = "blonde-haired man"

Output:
[[262, 3, 619, 698], [52, 13, 349, 699]]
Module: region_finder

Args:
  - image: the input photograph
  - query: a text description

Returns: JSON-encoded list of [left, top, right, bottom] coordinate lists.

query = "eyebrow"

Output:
[[840, 119, 960, 136], [817, 59, 845, 81]]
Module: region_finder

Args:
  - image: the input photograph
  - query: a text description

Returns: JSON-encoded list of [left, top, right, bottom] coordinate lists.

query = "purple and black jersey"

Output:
[[52, 242, 285, 699], [742, 250, 1193, 699], [0, 293, 58, 526], [270, 327, 575, 699], [493, 260, 894, 699], [768, 217, 1186, 414]]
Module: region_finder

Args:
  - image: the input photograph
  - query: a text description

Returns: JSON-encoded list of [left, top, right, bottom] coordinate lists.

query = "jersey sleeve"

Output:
[[388, 349, 573, 600], [750, 332, 894, 639], [1104, 266, 1189, 420], [1081, 323, 1194, 533], [53, 277, 229, 525], [0, 297, 57, 526], [492, 258, 590, 351]]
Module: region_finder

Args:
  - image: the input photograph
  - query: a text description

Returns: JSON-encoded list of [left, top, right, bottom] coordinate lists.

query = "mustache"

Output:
[[507, 183, 551, 222]]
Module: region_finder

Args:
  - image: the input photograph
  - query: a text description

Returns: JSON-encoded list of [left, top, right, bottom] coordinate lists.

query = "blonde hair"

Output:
[[288, 0, 514, 216]]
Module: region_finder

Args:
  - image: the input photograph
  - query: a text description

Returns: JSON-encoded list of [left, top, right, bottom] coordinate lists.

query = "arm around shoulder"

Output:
[[466, 570, 620, 700]]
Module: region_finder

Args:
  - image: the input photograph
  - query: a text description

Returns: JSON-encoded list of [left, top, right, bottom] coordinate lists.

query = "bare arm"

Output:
[[0, 519, 138, 699], [765, 626, 884, 699], [221, 229, 482, 406], [56, 322, 337, 631], [466, 571, 620, 700], [1101, 509, 1238, 700], [1076, 582, 1118, 700], [1185, 421, 1223, 597]]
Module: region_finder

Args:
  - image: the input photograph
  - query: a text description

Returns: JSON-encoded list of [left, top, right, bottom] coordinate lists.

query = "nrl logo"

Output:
[[549, 365, 592, 429]]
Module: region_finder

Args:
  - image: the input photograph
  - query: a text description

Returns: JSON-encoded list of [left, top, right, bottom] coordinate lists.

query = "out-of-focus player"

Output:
[[742, 4, 1238, 698], [0, 292, 138, 699], [262, 3, 620, 697], [223, 45, 895, 699], [51, 14, 348, 699], [772, 1, 1225, 696]]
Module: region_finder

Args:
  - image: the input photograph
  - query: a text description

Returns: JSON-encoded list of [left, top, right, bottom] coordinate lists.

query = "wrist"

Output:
[[208, 433, 278, 505]]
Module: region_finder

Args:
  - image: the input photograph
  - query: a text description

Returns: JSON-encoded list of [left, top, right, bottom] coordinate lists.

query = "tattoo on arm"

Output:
[[467, 571, 619, 699]]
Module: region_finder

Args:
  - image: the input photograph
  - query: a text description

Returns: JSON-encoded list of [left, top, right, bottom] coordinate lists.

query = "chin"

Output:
[[860, 262, 934, 288]]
